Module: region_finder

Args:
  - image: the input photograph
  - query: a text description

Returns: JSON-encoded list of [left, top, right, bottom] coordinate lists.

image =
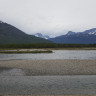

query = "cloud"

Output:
[[0, 0, 96, 37]]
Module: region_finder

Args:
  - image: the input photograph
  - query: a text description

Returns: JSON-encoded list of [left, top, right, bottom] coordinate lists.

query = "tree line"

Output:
[[0, 43, 96, 49]]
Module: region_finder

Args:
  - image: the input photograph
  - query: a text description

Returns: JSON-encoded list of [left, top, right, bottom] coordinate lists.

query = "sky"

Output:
[[0, 0, 96, 37]]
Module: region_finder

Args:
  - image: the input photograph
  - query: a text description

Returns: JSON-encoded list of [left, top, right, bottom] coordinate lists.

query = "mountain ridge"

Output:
[[1, 20, 96, 44], [0, 21, 51, 44], [49, 28, 96, 44], [34, 33, 50, 39]]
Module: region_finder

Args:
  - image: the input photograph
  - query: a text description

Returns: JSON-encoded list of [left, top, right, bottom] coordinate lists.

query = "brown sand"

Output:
[[0, 60, 96, 75]]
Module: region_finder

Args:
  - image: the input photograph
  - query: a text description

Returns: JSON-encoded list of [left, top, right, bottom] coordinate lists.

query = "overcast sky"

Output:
[[0, 0, 96, 37]]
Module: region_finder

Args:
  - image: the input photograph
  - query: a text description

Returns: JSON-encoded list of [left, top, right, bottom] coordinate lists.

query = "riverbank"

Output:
[[1, 60, 96, 95], [0, 48, 96, 51], [0, 60, 96, 76], [45, 47, 96, 50], [0, 49, 52, 54]]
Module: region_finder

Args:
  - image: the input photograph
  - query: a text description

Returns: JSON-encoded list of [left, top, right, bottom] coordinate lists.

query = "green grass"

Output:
[[0, 50, 53, 54]]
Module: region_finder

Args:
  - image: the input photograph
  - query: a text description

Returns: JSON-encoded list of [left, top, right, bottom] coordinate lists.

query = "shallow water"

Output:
[[0, 50, 96, 60], [0, 68, 25, 76], [0, 75, 96, 94]]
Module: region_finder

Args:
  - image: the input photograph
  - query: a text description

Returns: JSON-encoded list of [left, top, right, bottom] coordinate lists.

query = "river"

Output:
[[0, 50, 96, 60]]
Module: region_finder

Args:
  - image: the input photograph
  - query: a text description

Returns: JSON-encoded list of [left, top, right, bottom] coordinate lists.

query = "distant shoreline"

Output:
[[45, 47, 96, 50], [0, 47, 96, 51], [1, 48, 96, 54], [0, 43, 96, 50], [0, 49, 52, 54]]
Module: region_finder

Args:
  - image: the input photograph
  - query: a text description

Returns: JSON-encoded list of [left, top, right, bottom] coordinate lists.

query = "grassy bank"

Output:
[[0, 50, 52, 54]]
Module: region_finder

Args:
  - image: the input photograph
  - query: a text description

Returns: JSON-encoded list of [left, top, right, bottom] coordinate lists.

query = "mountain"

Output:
[[82, 28, 96, 35], [34, 33, 50, 39], [66, 31, 76, 35], [49, 28, 96, 44], [0, 21, 51, 44]]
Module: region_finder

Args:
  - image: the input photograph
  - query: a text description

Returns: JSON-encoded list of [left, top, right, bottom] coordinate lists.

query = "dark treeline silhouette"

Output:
[[0, 43, 96, 49]]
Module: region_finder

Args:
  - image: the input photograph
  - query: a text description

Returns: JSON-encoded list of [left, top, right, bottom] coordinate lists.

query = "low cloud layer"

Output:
[[0, 0, 96, 37]]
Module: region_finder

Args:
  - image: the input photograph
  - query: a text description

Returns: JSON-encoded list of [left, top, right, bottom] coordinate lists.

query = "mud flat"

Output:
[[0, 60, 96, 75], [1, 76, 96, 94], [1, 60, 96, 95]]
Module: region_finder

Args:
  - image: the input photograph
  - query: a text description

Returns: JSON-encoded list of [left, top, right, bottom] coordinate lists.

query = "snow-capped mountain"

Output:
[[66, 28, 96, 36], [82, 28, 96, 35], [66, 31, 76, 35], [34, 33, 50, 39], [49, 28, 96, 44]]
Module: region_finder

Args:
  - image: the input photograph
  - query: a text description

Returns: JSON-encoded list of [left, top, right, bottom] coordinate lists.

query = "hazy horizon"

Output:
[[0, 0, 96, 37]]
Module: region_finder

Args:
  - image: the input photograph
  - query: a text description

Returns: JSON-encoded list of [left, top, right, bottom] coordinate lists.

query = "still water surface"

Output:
[[0, 50, 96, 60]]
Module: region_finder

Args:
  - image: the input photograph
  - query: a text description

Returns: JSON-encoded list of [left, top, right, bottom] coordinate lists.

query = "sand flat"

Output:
[[0, 60, 96, 75]]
